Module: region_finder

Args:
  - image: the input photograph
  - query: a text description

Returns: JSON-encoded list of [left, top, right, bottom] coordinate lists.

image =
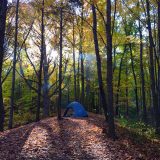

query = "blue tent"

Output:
[[63, 101, 88, 117]]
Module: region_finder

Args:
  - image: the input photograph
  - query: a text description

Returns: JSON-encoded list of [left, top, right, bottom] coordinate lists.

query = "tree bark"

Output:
[[91, 3, 108, 119], [139, 20, 147, 122], [115, 46, 126, 116], [146, 0, 160, 133], [36, 0, 45, 121], [77, 54, 80, 100], [85, 62, 90, 110], [80, 1, 85, 105], [125, 58, 129, 118], [9, 0, 19, 129], [72, 17, 77, 101], [129, 44, 139, 115], [57, 5, 63, 120], [106, 0, 116, 138], [67, 84, 70, 104], [0, 0, 7, 131], [43, 44, 50, 117], [157, 1, 160, 133]]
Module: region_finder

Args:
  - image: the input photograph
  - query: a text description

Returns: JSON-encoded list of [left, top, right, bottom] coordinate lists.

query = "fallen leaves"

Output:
[[0, 113, 159, 160]]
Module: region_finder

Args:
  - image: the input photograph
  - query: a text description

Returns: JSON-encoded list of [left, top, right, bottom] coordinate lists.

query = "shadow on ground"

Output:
[[0, 114, 159, 160]]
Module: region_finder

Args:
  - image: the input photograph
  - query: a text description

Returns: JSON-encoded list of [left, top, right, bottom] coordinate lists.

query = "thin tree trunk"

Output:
[[113, 47, 116, 73], [139, 19, 147, 122], [57, 5, 63, 120], [67, 84, 70, 104], [106, 0, 116, 138], [77, 55, 80, 100], [80, 1, 84, 105], [91, 3, 108, 119], [129, 44, 139, 115], [115, 46, 126, 116], [36, 0, 45, 121], [85, 62, 90, 110], [95, 91, 99, 114], [43, 44, 50, 117], [0, 0, 7, 131], [153, 13, 158, 89], [112, 0, 117, 35], [9, 0, 19, 129], [125, 60, 129, 118], [72, 18, 77, 101]]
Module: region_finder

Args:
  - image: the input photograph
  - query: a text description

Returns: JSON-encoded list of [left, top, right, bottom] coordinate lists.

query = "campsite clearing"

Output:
[[0, 113, 159, 160]]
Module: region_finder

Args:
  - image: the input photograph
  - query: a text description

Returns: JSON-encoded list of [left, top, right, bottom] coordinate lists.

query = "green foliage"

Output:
[[117, 117, 160, 141], [13, 111, 35, 127]]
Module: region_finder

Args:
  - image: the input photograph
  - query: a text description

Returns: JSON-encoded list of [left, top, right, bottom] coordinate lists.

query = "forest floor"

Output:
[[0, 113, 160, 160]]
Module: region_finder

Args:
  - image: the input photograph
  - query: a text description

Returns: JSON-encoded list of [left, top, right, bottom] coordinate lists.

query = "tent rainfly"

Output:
[[63, 101, 88, 117]]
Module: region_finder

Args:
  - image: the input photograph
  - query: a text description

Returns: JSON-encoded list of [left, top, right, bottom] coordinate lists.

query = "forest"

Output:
[[0, 0, 160, 159]]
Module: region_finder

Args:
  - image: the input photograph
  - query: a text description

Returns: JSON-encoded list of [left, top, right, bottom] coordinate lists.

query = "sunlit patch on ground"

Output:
[[20, 126, 50, 159]]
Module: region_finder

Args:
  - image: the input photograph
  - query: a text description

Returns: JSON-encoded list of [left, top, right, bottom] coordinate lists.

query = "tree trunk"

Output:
[[146, 0, 160, 133], [80, 1, 84, 105], [57, 5, 63, 120], [9, 0, 19, 129], [115, 46, 126, 116], [106, 0, 116, 138], [0, 0, 7, 131], [43, 44, 50, 117], [91, 3, 108, 119], [77, 54, 80, 100], [36, 0, 45, 121], [129, 44, 139, 115], [139, 20, 147, 122], [157, 1, 160, 133], [67, 84, 70, 104], [85, 64, 91, 111], [125, 60, 129, 118], [72, 18, 77, 101]]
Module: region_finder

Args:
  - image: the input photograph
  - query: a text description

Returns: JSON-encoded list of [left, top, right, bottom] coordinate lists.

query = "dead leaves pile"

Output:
[[0, 113, 160, 160]]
